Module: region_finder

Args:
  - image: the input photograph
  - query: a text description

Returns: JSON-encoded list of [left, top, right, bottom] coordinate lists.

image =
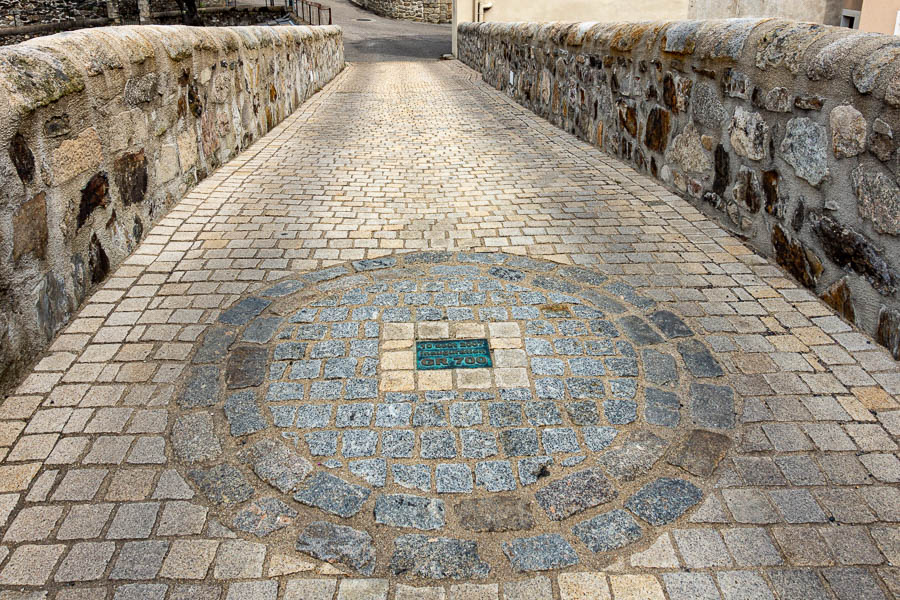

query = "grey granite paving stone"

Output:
[[375, 494, 446, 530], [421, 430, 457, 459], [475, 460, 516, 491], [541, 428, 580, 454], [643, 349, 677, 384], [450, 402, 483, 426], [261, 279, 304, 297], [295, 404, 331, 428], [223, 391, 266, 437], [290, 308, 319, 323], [604, 399, 637, 424], [275, 342, 309, 361], [219, 297, 271, 325], [353, 256, 397, 271], [617, 315, 663, 345], [536, 377, 566, 400], [531, 358, 565, 375], [305, 431, 338, 456], [517, 456, 554, 486], [690, 383, 736, 429], [535, 467, 617, 520], [348, 379, 377, 400], [188, 464, 254, 505], [350, 458, 387, 487], [625, 477, 703, 525], [609, 378, 637, 398], [583, 426, 618, 452], [596, 430, 668, 481], [309, 381, 344, 400], [767, 569, 830, 600], [678, 339, 724, 378], [502, 534, 579, 571], [573, 509, 643, 553], [644, 388, 681, 427], [293, 472, 371, 518], [436, 464, 473, 493], [177, 365, 220, 408], [336, 403, 374, 428], [266, 382, 305, 401], [525, 338, 554, 355], [667, 429, 732, 477], [324, 357, 357, 379], [461, 429, 499, 459], [269, 405, 295, 427], [414, 402, 448, 427], [500, 388, 532, 402], [500, 428, 540, 456], [390, 535, 491, 580], [663, 573, 722, 600], [392, 464, 431, 491], [290, 359, 321, 379], [382, 430, 416, 458], [311, 340, 346, 358], [824, 567, 888, 600], [241, 439, 312, 493], [605, 357, 637, 377], [342, 429, 378, 457], [489, 402, 523, 427], [194, 327, 237, 363], [232, 497, 297, 537], [557, 319, 588, 335], [172, 412, 221, 464], [296, 324, 327, 339], [566, 400, 601, 424], [114, 583, 168, 600], [375, 403, 412, 427], [350, 339, 379, 357], [570, 358, 606, 376]]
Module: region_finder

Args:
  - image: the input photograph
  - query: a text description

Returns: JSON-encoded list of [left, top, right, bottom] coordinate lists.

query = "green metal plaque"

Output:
[[416, 339, 492, 370]]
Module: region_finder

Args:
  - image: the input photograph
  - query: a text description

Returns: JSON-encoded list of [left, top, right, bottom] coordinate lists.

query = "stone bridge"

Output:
[[0, 3, 897, 599]]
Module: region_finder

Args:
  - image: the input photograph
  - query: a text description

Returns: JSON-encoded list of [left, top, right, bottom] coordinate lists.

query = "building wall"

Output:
[[352, 0, 452, 23], [456, 0, 690, 23], [859, 0, 900, 34], [687, 0, 844, 24], [459, 19, 900, 357], [0, 25, 345, 390]]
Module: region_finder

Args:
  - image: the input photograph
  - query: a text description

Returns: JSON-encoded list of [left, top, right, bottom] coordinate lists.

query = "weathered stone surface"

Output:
[[225, 346, 267, 389], [852, 167, 900, 236], [870, 118, 895, 162], [729, 107, 768, 161], [8, 132, 35, 184], [455, 496, 535, 532], [294, 472, 370, 518], [780, 117, 828, 186], [375, 494, 445, 531], [296, 521, 376, 575], [534, 468, 617, 520], [876, 306, 900, 359], [223, 391, 266, 437], [219, 297, 272, 326], [648, 310, 692, 338], [77, 172, 109, 229], [692, 82, 727, 129], [617, 316, 663, 345], [772, 224, 822, 289], [676, 339, 723, 378], [114, 150, 148, 206], [733, 166, 763, 214], [596, 431, 668, 481], [821, 277, 856, 324], [502, 534, 579, 571], [625, 478, 702, 525], [665, 124, 711, 174], [667, 429, 732, 477], [572, 509, 643, 553], [172, 413, 221, 464], [644, 107, 671, 153], [390, 535, 490, 580], [13, 193, 47, 262], [233, 497, 297, 537], [830, 105, 867, 158], [764, 87, 792, 112], [814, 214, 896, 295], [689, 383, 735, 429], [189, 464, 254, 505], [241, 439, 312, 493]]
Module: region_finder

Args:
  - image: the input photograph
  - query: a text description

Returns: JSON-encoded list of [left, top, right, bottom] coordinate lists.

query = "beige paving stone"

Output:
[[382, 351, 414, 371], [337, 579, 389, 600], [629, 533, 679, 568], [0, 543, 65, 585], [558, 573, 611, 600], [449, 584, 499, 600], [381, 371, 415, 392], [418, 369, 453, 391], [159, 539, 219, 579], [395, 584, 446, 600], [608, 575, 665, 600], [284, 579, 337, 600], [457, 368, 492, 389], [267, 554, 316, 577], [0, 463, 41, 492]]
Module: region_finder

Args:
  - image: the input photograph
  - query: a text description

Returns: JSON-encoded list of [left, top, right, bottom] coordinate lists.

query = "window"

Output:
[[842, 9, 861, 29]]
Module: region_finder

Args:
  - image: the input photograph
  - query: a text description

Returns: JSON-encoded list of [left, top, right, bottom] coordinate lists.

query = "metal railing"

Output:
[[276, 0, 332, 25]]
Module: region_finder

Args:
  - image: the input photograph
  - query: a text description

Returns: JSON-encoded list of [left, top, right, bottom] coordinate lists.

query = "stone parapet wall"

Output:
[[459, 20, 900, 357], [352, 0, 451, 24], [0, 24, 344, 390]]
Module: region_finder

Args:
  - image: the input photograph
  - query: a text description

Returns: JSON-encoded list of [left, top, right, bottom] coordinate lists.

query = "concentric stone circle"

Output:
[[171, 251, 739, 580]]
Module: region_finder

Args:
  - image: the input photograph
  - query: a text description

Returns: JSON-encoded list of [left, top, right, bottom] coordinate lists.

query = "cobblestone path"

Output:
[[1, 59, 899, 600]]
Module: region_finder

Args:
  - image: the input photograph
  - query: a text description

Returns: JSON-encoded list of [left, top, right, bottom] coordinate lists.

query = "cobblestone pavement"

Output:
[[1, 58, 899, 599]]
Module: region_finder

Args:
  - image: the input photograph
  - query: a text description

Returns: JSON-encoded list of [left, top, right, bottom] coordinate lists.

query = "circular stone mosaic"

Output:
[[172, 251, 739, 579]]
